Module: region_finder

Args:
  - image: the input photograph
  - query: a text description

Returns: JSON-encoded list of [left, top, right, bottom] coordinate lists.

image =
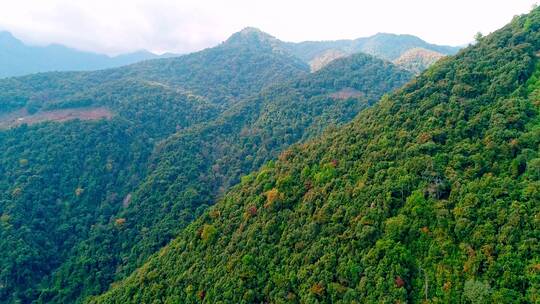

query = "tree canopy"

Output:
[[93, 8, 540, 304]]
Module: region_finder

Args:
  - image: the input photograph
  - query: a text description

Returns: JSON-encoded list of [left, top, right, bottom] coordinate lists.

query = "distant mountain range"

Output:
[[223, 27, 461, 72], [0, 29, 460, 78], [282, 31, 460, 61], [0, 31, 178, 78]]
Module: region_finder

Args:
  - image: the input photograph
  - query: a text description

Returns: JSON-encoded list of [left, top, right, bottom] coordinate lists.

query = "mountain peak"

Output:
[[0, 31, 21, 45], [224, 27, 280, 48], [238, 26, 265, 34]]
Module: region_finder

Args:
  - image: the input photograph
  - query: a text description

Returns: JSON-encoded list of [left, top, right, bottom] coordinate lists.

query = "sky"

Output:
[[0, 0, 537, 55]]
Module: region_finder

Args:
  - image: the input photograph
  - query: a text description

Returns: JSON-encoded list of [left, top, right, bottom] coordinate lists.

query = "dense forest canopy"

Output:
[[0, 27, 414, 303], [36, 53, 412, 304], [0, 32, 310, 303], [92, 8, 540, 304]]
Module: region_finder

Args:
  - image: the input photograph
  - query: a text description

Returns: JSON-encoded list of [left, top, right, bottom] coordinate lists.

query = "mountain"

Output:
[[309, 49, 348, 72], [208, 27, 459, 73], [0, 28, 414, 303], [0, 31, 309, 303], [92, 8, 540, 304], [37, 53, 411, 303], [0, 31, 175, 78], [0, 32, 309, 116], [393, 47, 446, 74], [281, 32, 460, 71], [0, 28, 458, 79]]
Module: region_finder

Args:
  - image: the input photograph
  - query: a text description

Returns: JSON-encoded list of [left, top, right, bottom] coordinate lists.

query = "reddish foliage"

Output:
[[443, 281, 452, 292], [209, 209, 221, 219], [265, 188, 280, 208], [417, 132, 432, 144], [247, 205, 257, 216], [395, 276, 405, 288], [197, 290, 205, 300]]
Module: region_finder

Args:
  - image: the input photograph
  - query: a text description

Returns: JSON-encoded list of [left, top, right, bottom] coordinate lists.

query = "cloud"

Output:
[[0, 0, 536, 55]]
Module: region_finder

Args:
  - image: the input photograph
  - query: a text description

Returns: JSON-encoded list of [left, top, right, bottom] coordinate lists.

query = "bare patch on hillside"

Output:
[[309, 49, 348, 72], [0, 107, 114, 129], [329, 88, 364, 100], [393, 47, 445, 74], [123, 193, 132, 208]]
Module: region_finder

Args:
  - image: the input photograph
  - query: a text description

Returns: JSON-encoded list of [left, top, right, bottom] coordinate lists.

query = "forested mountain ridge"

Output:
[[0, 31, 170, 78], [38, 53, 412, 303], [0, 27, 457, 80], [226, 27, 460, 72], [0, 30, 310, 303], [0, 27, 459, 85], [280, 32, 460, 71], [0, 34, 309, 116], [93, 8, 540, 304]]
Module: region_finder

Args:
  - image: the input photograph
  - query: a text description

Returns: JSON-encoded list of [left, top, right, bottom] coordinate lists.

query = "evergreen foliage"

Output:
[[93, 9, 540, 304]]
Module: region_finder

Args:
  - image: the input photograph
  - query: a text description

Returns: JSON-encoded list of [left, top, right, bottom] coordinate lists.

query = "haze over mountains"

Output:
[[0, 28, 459, 79], [0, 31, 176, 78], [0, 6, 538, 304]]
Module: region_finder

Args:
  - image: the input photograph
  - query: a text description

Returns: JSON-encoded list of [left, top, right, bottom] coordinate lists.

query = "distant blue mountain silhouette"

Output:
[[0, 31, 178, 78]]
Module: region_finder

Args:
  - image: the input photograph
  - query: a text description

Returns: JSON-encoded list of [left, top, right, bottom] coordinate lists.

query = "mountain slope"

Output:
[[215, 28, 459, 73], [93, 9, 540, 304], [0, 31, 170, 78], [0, 28, 457, 80], [282, 32, 460, 68], [392, 47, 446, 74], [0, 31, 309, 303], [0, 34, 309, 116], [40, 54, 412, 303], [353, 33, 458, 60], [309, 49, 348, 72]]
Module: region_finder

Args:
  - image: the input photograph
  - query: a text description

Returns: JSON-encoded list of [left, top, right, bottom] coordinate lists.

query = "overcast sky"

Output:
[[0, 0, 537, 55]]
